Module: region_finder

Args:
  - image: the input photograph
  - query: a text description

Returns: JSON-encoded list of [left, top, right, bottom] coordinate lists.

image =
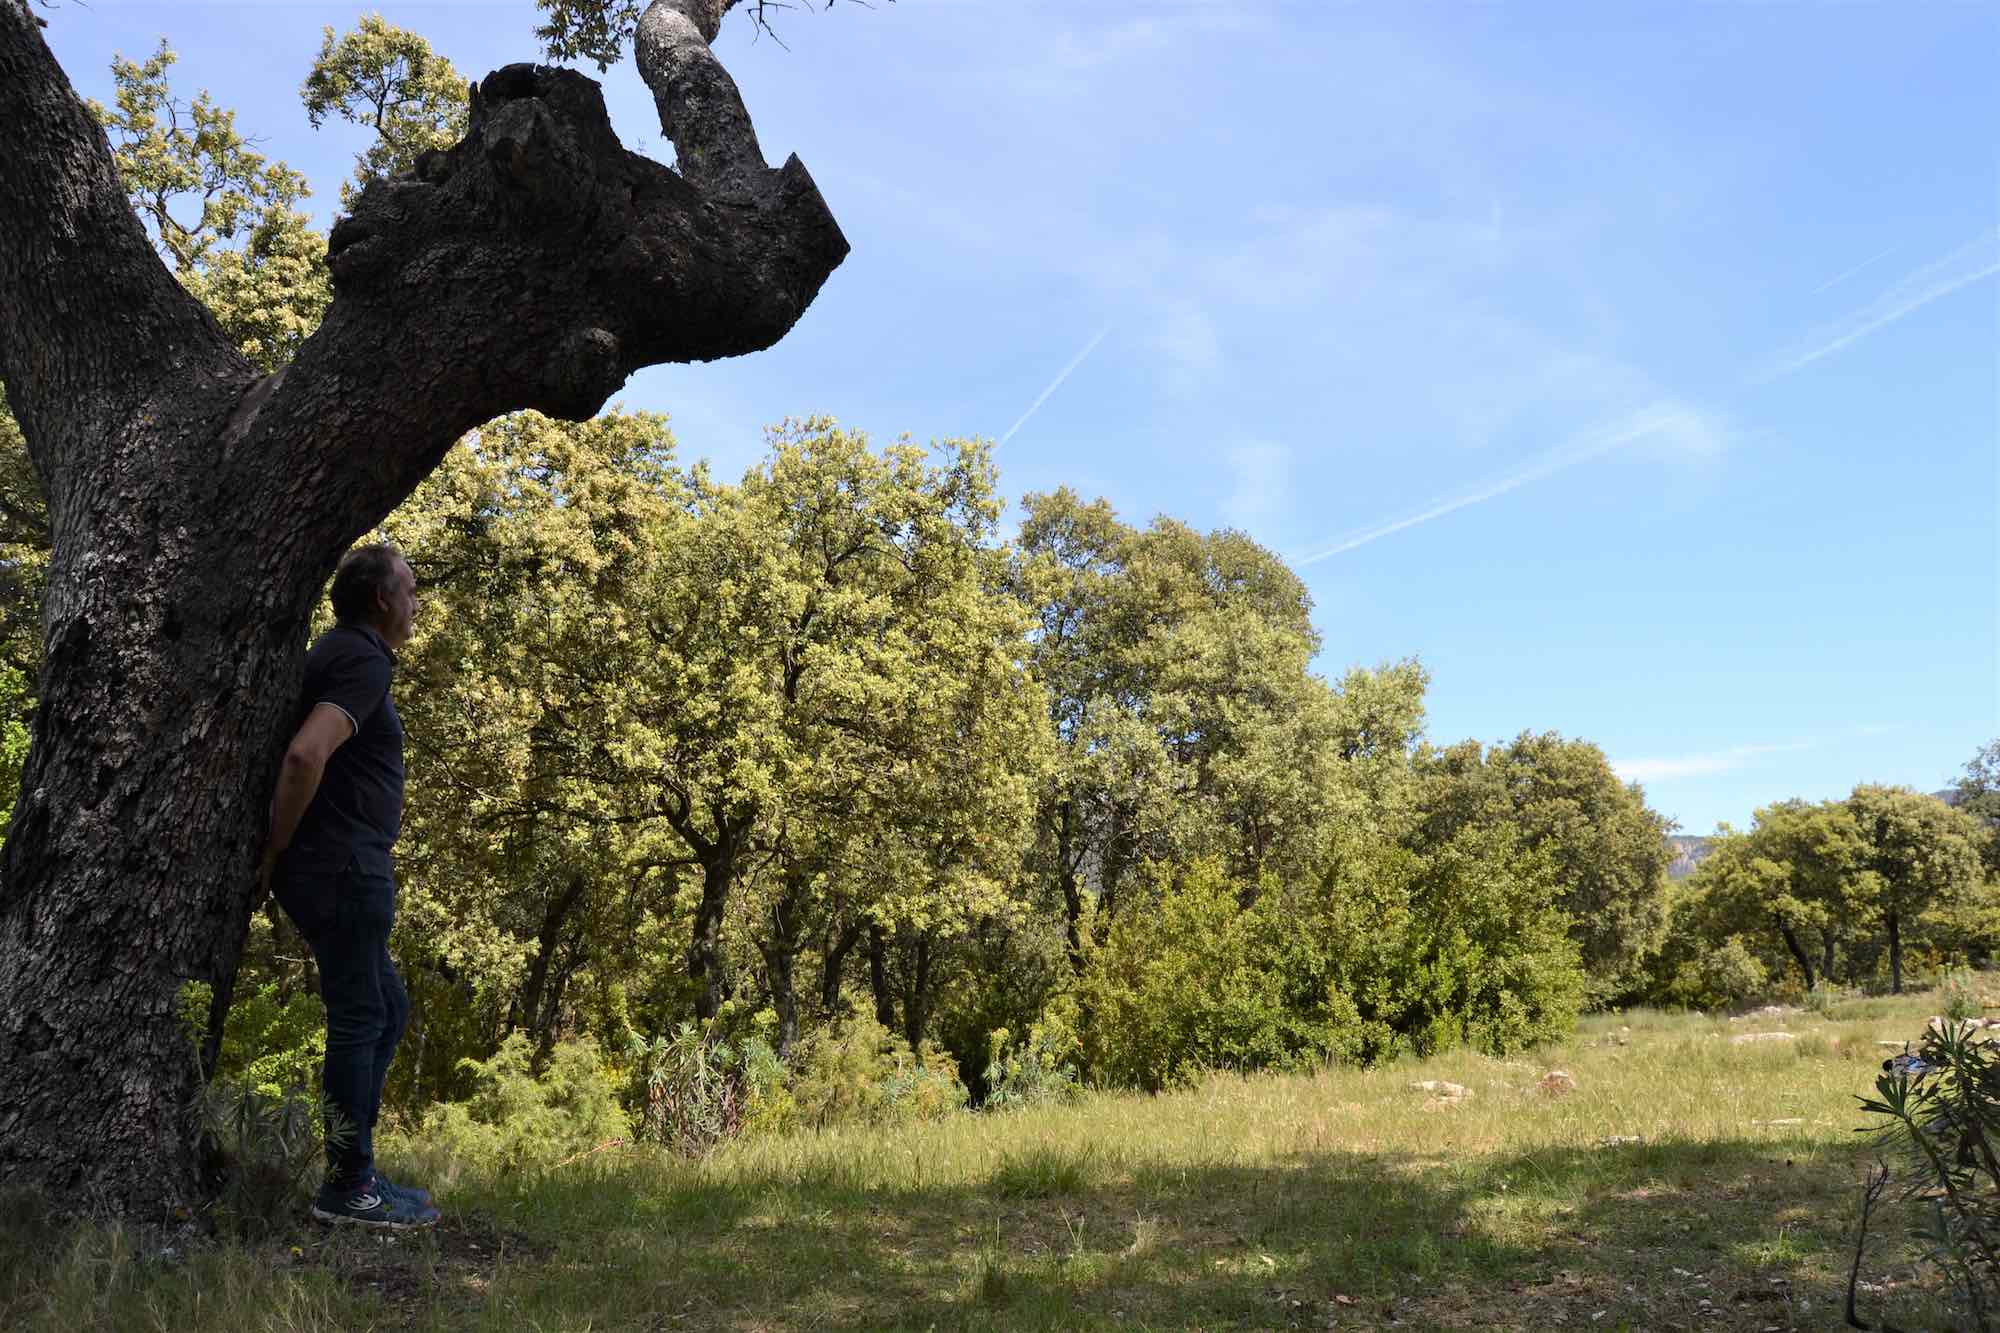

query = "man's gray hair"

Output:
[[329, 543, 405, 624]]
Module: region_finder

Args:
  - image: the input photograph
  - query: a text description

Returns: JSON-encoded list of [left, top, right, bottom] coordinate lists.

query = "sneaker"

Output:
[[371, 1171, 434, 1209], [310, 1181, 440, 1230]]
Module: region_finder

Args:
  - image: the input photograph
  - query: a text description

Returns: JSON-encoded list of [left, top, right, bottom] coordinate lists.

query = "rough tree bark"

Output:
[[664, 792, 756, 1022], [0, 0, 846, 1218], [897, 927, 933, 1051]]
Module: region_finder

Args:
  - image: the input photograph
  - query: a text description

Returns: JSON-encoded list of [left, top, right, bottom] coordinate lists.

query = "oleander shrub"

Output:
[[1853, 1019, 2000, 1328]]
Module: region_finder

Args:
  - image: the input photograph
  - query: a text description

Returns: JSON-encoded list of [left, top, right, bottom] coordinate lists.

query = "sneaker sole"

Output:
[[309, 1204, 439, 1230]]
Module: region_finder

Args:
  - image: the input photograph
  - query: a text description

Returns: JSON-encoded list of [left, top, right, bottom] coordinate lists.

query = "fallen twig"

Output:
[[552, 1137, 628, 1170]]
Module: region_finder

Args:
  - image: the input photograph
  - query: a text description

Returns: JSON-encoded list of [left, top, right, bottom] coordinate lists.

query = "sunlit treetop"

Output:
[[300, 15, 471, 208], [532, 0, 874, 71], [89, 42, 311, 274]]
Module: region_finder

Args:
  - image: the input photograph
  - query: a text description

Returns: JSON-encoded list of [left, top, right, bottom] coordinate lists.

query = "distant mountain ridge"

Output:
[[1665, 790, 1969, 881], [1667, 835, 1716, 881]]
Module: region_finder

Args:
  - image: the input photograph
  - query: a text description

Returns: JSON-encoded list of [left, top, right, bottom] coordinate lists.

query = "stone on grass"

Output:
[[1410, 1080, 1471, 1105], [1538, 1070, 1577, 1097], [1730, 1031, 1798, 1046], [1729, 1004, 1798, 1023], [1927, 1015, 2000, 1036]]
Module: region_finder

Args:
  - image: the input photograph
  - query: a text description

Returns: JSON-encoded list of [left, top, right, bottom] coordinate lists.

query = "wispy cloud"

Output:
[[999, 326, 1112, 446], [1611, 740, 1814, 784], [1760, 227, 2000, 381], [1150, 299, 1221, 377], [1045, 12, 1265, 72], [1289, 401, 1726, 566], [1285, 226, 1994, 566], [1808, 243, 1900, 295], [1222, 442, 1291, 531]]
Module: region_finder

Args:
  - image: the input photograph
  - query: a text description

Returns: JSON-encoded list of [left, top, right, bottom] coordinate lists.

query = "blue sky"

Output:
[[41, 1, 1999, 834]]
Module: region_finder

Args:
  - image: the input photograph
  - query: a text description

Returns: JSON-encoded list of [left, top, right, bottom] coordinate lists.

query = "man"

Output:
[[261, 542, 439, 1229]]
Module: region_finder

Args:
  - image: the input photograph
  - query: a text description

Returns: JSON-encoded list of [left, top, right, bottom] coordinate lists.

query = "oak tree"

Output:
[[0, 0, 849, 1216]]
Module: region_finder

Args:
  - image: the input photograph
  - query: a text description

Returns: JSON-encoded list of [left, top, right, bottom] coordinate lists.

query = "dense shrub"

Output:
[[1940, 966, 1984, 1023], [1078, 836, 1584, 1091], [212, 980, 324, 1098], [1853, 1019, 2000, 1328], [1080, 862, 1332, 1091], [1665, 937, 1770, 1011], [1312, 827, 1585, 1063], [788, 1016, 968, 1129], [194, 1079, 338, 1239], [420, 1035, 629, 1172], [626, 1023, 791, 1155]]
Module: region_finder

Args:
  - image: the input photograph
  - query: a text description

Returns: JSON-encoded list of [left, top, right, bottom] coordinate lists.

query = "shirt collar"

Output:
[[342, 621, 397, 664]]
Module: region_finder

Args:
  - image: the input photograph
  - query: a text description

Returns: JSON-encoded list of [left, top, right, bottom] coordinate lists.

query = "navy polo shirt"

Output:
[[283, 623, 405, 878]]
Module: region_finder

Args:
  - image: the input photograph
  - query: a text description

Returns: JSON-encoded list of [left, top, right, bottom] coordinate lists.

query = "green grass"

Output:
[[0, 992, 1963, 1330]]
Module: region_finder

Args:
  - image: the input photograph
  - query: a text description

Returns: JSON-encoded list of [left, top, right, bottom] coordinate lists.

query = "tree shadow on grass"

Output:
[[0, 1136, 1946, 1331], [444, 1135, 1944, 1331]]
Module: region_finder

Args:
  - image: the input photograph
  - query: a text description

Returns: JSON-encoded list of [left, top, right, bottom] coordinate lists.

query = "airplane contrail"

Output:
[[1761, 227, 2000, 381], [999, 326, 1112, 446], [1293, 229, 1999, 565], [1807, 244, 1900, 295], [1289, 404, 1704, 567]]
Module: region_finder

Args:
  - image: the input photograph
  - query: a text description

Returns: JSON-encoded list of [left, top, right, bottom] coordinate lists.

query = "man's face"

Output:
[[375, 557, 420, 652]]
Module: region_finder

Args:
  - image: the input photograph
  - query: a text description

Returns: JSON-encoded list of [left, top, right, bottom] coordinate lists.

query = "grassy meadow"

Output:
[[1, 992, 1963, 1331]]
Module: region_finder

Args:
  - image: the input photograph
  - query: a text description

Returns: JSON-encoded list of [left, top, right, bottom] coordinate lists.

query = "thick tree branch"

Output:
[[241, 27, 846, 556], [636, 0, 766, 203], [0, 3, 249, 484]]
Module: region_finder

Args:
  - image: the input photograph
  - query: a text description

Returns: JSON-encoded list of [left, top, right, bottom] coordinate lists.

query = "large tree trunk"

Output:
[[1055, 798, 1085, 974], [687, 853, 736, 1022], [0, 0, 845, 1218]]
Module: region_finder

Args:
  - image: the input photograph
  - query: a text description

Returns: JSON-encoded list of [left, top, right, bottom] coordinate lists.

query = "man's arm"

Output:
[[260, 703, 357, 887]]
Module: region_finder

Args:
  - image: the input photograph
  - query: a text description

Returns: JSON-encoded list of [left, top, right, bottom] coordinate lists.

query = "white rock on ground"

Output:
[[1410, 1080, 1470, 1100], [1927, 1015, 2000, 1034], [1729, 1032, 1798, 1045]]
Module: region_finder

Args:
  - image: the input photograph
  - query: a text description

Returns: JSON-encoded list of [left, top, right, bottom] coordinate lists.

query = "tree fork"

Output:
[[0, 0, 846, 1217]]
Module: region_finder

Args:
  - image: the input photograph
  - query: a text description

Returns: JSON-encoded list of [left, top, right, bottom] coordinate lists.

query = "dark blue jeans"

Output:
[[273, 860, 407, 1190]]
